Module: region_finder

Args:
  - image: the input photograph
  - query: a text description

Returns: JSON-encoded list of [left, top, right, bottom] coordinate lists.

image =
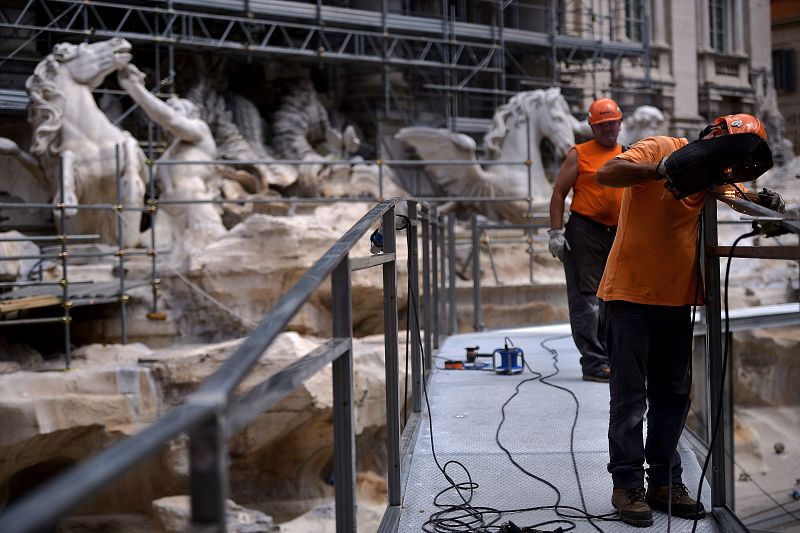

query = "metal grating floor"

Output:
[[398, 324, 721, 532]]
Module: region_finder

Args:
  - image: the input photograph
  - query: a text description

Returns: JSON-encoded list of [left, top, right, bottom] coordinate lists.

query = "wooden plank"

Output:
[[0, 294, 61, 313]]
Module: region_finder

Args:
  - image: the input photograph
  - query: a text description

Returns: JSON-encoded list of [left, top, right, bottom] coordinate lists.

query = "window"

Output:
[[709, 0, 727, 52], [773, 48, 797, 94], [625, 0, 644, 42]]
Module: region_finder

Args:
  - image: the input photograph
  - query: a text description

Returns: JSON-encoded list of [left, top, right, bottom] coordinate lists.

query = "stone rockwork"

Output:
[[161, 203, 409, 341], [0, 331, 409, 530], [151, 496, 278, 532]]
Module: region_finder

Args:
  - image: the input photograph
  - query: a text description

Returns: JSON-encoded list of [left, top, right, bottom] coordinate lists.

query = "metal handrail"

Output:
[[0, 197, 445, 533]]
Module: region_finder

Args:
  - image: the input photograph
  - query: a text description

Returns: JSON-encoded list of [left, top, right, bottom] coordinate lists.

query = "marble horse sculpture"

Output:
[[1, 38, 147, 247], [396, 88, 575, 221]]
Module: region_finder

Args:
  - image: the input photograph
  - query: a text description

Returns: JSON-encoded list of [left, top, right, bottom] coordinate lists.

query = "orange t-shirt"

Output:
[[597, 136, 706, 306], [570, 140, 624, 226]]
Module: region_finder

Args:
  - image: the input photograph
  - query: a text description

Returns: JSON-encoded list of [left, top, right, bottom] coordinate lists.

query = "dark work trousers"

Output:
[[563, 213, 616, 375], [600, 300, 693, 489]]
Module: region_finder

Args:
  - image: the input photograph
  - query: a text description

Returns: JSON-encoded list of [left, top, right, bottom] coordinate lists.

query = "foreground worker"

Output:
[[548, 98, 624, 383], [595, 114, 778, 527]]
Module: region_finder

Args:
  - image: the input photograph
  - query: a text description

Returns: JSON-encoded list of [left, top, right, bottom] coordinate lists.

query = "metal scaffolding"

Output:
[[0, 0, 652, 128], [0, 0, 660, 358]]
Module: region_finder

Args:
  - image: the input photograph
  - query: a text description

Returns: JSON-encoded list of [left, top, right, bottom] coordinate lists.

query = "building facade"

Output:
[[0, 1, 775, 151], [771, 0, 800, 152]]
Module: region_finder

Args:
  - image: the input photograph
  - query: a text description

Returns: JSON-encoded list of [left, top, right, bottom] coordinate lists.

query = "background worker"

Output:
[[548, 98, 625, 383], [595, 114, 776, 527]]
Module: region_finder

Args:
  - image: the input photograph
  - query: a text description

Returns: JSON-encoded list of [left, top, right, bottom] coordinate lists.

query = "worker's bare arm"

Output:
[[549, 148, 579, 229], [596, 157, 660, 188]]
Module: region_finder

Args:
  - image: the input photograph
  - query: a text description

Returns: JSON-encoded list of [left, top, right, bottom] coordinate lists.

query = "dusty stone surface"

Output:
[[733, 327, 800, 407], [0, 231, 42, 281], [56, 513, 155, 533], [0, 339, 45, 370], [152, 495, 277, 532], [162, 204, 409, 340], [277, 471, 386, 533], [734, 406, 800, 523], [0, 332, 403, 525], [0, 340, 166, 512]]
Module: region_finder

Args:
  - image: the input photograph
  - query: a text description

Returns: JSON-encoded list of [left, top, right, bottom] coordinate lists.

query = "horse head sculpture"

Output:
[[26, 38, 146, 247], [484, 87, 575, 162]]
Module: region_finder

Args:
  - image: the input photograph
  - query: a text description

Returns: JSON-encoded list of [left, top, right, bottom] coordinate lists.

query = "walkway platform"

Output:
[[398, 324, 720, 532]]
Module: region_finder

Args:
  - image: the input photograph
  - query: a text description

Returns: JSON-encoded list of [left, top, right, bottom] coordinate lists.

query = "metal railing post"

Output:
[[526, 113, 534, 282], [407, 202, 422, 413], [332, 256, 357, 532], [431, 208, 440, 349], [447, 214, 457, 334], [438, 215, 446, 344], [382, 207, 402, 506], [421, 205, 433, 376], [472, 214, 483, 331], [189, 412, 229, 530], [58, 156, 72, 367], [147, 160, 160, 315], [703, 197, 733, 507], [115, 145, 127, 344]]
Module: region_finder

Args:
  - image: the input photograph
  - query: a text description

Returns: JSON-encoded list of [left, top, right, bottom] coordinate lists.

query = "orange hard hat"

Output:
[[588, 98, 622, 125], [706, 114, 767, 140]]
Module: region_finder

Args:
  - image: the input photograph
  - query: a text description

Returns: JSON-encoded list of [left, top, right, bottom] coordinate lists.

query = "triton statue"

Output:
[[118, 64, 226, 263]]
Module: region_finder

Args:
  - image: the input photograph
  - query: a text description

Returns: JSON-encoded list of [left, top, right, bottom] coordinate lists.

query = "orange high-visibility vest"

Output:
[[571, 140, 624, 227]]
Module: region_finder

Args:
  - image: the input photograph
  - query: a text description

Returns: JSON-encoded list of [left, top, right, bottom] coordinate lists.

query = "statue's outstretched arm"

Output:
[[118, 64, 206, 144]]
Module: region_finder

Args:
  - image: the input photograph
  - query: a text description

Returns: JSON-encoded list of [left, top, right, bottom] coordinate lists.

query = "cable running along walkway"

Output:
[[397, 325, 720, 533]]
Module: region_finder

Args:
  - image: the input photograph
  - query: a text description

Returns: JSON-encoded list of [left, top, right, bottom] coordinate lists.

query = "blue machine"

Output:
[[493, 345, 524, 375]]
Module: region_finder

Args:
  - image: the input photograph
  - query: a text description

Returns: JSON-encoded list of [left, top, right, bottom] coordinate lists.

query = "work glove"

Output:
[[757, 187, 785, 213], [656, 156, 669, 179], [547, 228, 570, 263]]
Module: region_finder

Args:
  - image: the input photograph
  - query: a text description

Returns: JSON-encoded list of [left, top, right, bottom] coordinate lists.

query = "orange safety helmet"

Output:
[[702, 113, 767, 140], [588, 98, 622, 125]]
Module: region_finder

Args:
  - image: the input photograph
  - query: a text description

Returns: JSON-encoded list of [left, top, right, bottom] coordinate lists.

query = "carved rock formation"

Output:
[[152, 496, 278, 532], [0, 331, 404, 528], [163, 203, 408, 340]]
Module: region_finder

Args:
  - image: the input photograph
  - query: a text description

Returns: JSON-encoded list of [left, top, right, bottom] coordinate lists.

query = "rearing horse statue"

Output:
[[24, 38, 146, 247], [396, 88, 575, 222]]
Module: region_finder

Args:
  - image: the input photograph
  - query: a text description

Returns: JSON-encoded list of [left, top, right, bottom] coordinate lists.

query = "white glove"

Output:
[[547, 228, 570, 263], [656, 156, 669, 179]]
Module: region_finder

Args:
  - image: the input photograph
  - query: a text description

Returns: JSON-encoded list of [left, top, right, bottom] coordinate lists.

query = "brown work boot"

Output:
[[582, 366, 610, 383], [647, 483, 706, 519], [612, 487, 653, 527]]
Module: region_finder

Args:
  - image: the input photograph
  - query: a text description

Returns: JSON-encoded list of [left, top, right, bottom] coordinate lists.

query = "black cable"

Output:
[[535, 336, 610, 533], [403, 231, 619, 531], [407, 281, 602, 532], [664, 209, 706, 532], [691, 227, 760, 533]]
